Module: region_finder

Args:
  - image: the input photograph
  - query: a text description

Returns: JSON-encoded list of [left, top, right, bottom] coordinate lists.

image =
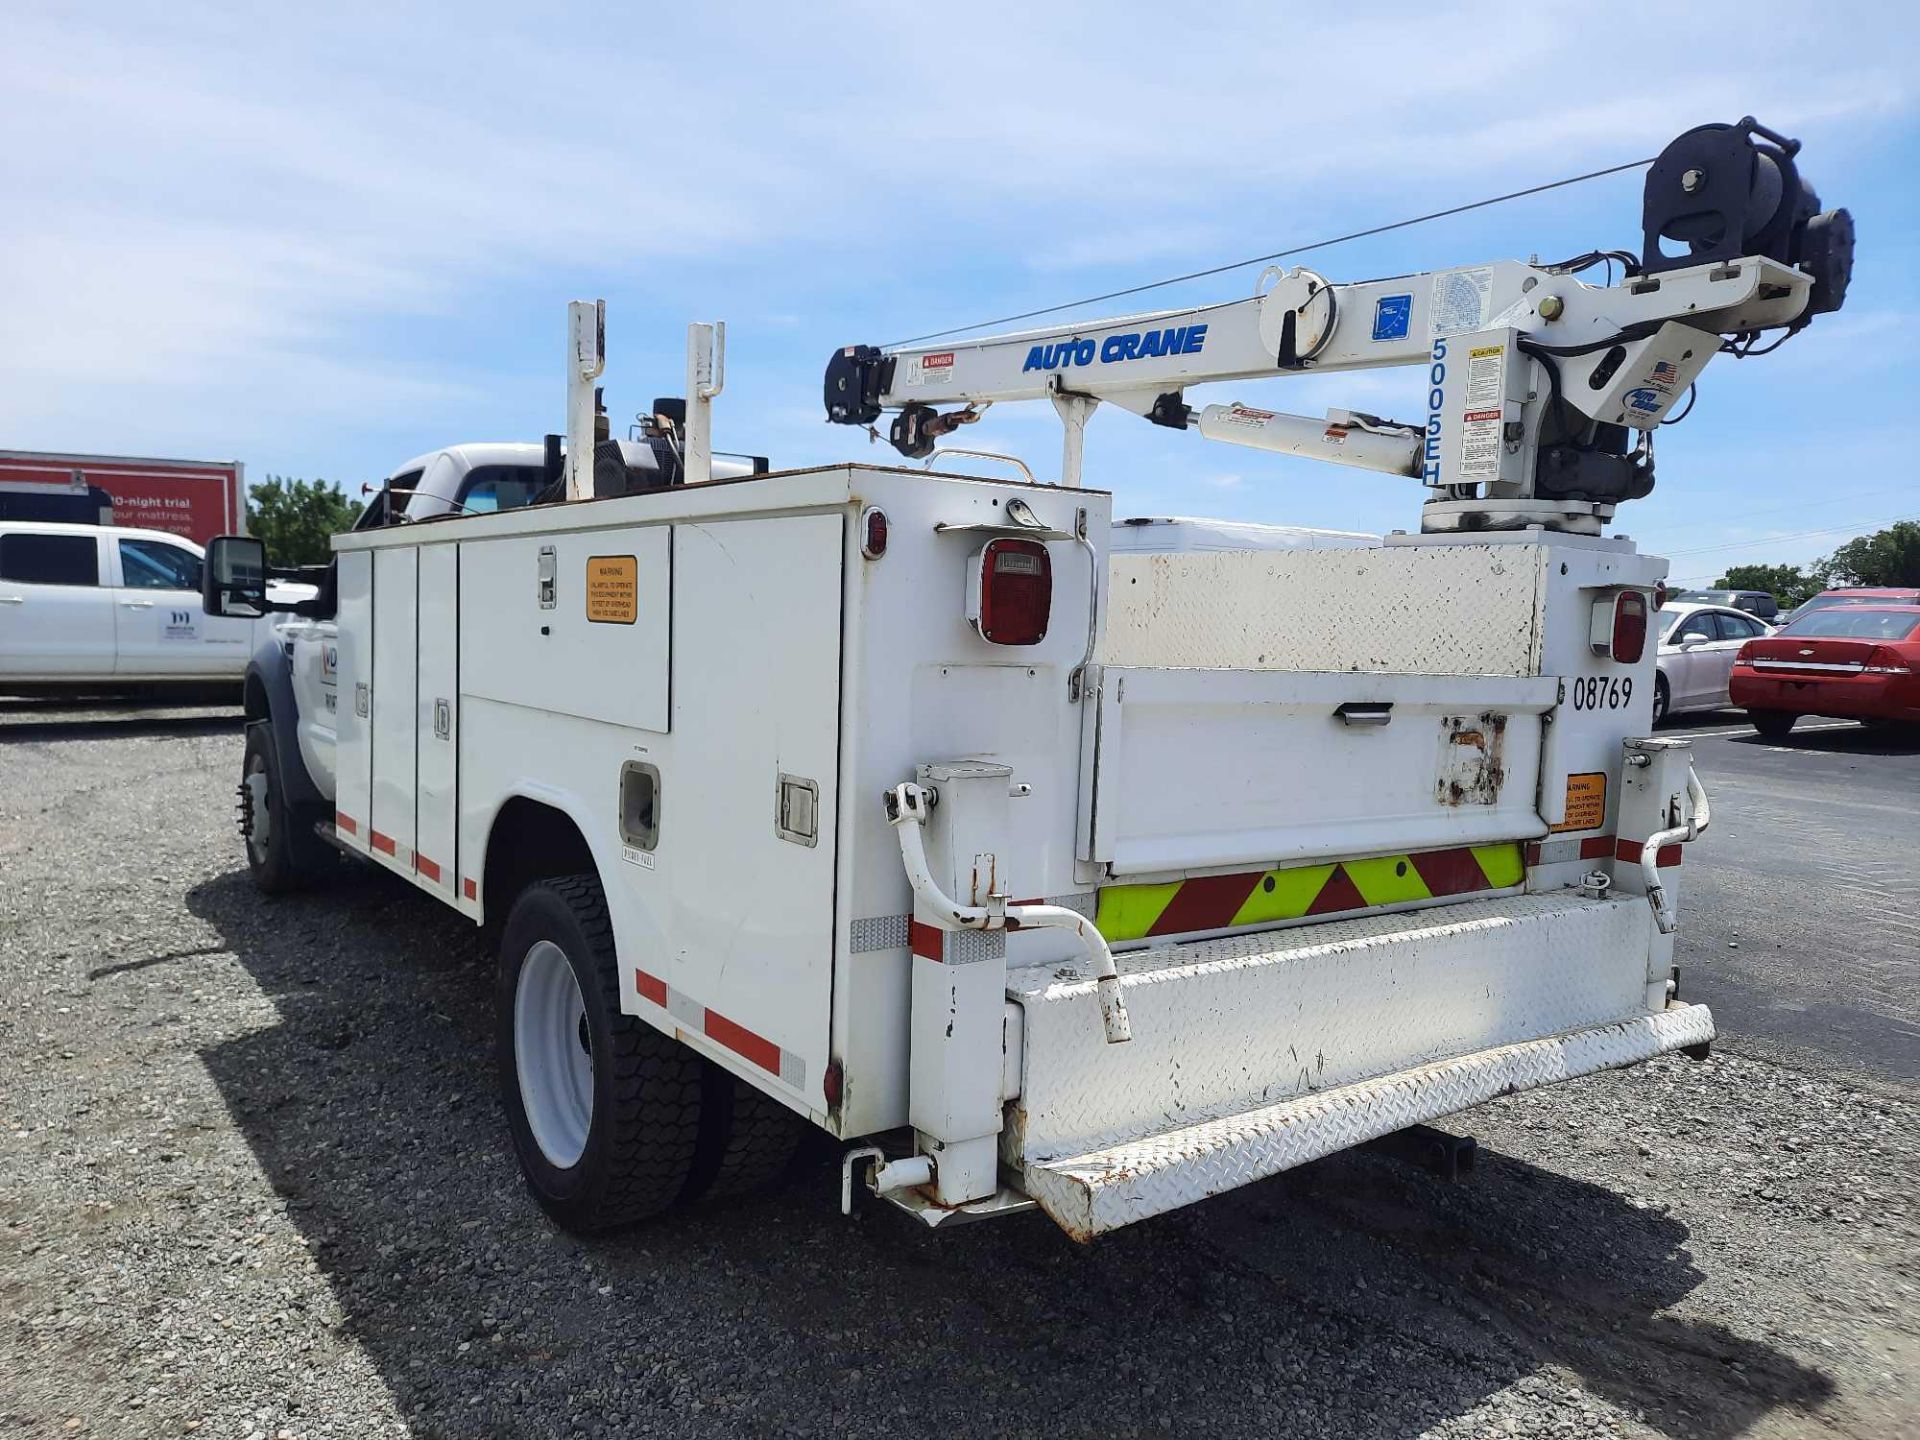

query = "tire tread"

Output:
[[504, 874, 702, 1232]]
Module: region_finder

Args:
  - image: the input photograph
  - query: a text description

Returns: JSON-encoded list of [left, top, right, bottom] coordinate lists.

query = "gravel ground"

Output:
[[2, 709, 1916, 1440]]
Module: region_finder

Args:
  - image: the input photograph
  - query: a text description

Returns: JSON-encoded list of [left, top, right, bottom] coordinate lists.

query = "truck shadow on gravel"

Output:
[[185, 868, 1834, 1440]]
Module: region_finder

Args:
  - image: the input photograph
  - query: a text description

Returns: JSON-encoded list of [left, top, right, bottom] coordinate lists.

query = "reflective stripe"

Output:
[[1228, 864, 1335, 928], [1096, 842, 1527, 943], [1471, 842, 1526, 889], [632, 968, 805, 1090]]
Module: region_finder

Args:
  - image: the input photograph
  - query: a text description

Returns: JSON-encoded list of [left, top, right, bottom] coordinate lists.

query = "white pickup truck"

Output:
[[0, 521, 272, 691]]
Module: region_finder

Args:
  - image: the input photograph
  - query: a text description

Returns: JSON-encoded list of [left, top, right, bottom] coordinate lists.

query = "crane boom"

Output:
[[825, 117, 1852, 536]]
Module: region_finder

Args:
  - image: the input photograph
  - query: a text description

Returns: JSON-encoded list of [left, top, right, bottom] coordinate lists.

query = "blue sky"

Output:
[[2, 1, 1915, 583]]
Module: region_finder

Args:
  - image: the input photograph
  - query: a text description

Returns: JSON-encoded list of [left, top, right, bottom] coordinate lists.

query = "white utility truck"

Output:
[[206, 119, 1851, 1240]]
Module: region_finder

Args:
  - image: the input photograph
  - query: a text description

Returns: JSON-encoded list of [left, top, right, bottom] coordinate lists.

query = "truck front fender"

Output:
[[245, 635, 326, 811]]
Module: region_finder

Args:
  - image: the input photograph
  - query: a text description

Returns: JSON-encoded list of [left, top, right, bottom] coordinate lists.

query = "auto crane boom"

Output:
[[824, 117, 1852, 536]]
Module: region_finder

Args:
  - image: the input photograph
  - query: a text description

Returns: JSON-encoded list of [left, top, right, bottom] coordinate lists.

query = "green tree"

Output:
[[1816, 521, 1920, 588], [1713, 563, 1820, 608], [247, 476, 362, 566]]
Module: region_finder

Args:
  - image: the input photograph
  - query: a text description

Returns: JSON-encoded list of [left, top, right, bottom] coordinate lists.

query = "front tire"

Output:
[[496, 875, 701, 1233], [1748, 710, 1798, 740], [240, 722, 332, 893]]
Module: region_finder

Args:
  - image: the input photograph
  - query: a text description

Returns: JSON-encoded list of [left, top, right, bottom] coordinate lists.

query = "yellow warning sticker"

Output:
[[1552, 771, 1608, 833], [585, 555, 638, 624]]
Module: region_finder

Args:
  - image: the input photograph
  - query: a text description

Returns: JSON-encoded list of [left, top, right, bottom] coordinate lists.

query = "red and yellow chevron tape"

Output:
[[1094, 842, 1526, 943]]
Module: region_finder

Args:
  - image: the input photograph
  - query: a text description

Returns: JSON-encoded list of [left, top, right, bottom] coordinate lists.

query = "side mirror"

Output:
[[203, 535, 267, 618]]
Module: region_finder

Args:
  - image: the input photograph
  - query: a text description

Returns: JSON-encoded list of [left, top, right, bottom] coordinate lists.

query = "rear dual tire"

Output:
[[496, 875, 805, 1234]]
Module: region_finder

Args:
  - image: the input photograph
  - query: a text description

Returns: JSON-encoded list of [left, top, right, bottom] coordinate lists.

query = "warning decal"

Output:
[[1458, 343, 1506, 479], [904, 351, 955, 386], [585, 555, 638, 624], [1464, 344, 1505, 406], [1551, 772, 1608, 833]]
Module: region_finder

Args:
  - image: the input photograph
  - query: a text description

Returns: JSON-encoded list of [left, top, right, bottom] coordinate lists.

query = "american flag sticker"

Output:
[[1649, 360, 1680, 390]]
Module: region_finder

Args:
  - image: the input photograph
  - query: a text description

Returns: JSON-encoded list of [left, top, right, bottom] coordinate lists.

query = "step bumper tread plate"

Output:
[[1024, 1002, 1715, 1240], [1006, 892, 1663, 1161]]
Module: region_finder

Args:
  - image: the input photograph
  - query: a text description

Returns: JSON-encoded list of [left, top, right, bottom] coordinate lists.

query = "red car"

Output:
[[1731, 603, 1920, 737], [1780, 585, 1920, 626]]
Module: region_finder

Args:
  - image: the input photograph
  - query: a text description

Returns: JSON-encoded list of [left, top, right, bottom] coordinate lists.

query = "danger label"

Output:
[[585, 555, 638, 624], [1458, 408, 1503, 479], [1219, 404, 1276, 428], [1551, 772, 1608, 833], [905, 351, 955, 386]]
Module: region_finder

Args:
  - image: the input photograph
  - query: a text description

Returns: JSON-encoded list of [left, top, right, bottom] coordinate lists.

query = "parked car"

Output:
[[0, 521, 287, 693], [1779, 586, 1920, 626], [1669, 587, 1780, 622], [1731, 603, 1920, 737], [1653, 602, 1773, 723]]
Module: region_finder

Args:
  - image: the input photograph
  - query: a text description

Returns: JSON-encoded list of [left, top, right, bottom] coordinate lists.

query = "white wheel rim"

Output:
[[514, 940, 594, 1169], [244, 753, 271, 859]]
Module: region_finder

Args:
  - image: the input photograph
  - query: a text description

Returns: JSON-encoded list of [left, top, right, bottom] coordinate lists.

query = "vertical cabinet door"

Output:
[[414, 543, 459, 896], [333, 551, 375, 852], [369, 546, 418, 871]]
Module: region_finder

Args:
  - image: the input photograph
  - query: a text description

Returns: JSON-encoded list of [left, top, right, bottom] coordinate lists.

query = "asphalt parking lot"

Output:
[[1, 699, 1914, 1440]]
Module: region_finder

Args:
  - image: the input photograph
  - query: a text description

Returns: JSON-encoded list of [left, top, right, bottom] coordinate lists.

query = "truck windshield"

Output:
[[456, 466, 547, 514]]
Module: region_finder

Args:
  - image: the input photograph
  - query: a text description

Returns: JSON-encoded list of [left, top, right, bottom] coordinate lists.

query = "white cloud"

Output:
[[1, 0, 1915, 515]]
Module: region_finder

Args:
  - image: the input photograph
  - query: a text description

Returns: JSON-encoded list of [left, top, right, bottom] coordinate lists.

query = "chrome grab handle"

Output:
[[1642, 763, 1711, 935], [1335, 701, 1393, 727], [885, 781, 1131, 1045]]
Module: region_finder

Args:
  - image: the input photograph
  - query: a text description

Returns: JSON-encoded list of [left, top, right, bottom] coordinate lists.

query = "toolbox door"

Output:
[[414, 543, 458, 897], [332, 550, 373, 853], [658, 513, 842, 1101], [1083, 668, 1556, 879], [369, 546, 417, 872]]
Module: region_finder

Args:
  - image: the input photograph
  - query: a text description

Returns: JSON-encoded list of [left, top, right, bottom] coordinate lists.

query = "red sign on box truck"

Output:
[[0, 450, 245, 546]]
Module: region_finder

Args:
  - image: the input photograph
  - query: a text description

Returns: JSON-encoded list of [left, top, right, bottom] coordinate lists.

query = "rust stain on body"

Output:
[[1437, 711, 1508, 807]]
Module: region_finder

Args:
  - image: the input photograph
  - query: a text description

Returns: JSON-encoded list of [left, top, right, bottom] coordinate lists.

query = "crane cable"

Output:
[[885, 156, 1656, 348]]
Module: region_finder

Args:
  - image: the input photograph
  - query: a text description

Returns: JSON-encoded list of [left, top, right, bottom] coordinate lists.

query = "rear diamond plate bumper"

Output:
[[1009, 892, 1661, 1161], [1022, 1003, 1714, 1241]]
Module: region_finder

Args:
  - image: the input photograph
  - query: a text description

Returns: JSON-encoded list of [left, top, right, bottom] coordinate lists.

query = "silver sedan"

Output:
[[1654, 602, 1774, 723]]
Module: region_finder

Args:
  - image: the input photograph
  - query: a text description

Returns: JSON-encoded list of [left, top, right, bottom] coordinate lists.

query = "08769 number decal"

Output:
[[1569, 675, 1633, 711]]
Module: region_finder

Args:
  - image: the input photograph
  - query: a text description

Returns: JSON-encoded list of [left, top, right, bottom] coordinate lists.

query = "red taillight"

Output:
[[860, 506, 888, 559], [1734, 642, 1755, 665], [1863, 646, 1915, 675], [1611, 590, 1648, 664], [967, 538, 1052, 645]]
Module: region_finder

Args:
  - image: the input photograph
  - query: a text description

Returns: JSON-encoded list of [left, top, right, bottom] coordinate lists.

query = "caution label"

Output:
[[585, 555, 638, 624], [1551, 772, 1608, 833]]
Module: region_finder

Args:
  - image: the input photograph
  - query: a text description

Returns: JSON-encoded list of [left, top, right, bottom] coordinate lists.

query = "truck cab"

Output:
[[352, 443, 553, 529]]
